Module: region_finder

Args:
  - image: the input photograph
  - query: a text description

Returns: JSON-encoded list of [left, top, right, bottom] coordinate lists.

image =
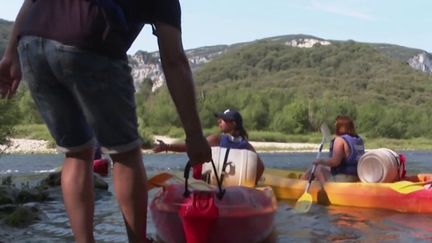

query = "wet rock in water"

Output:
[[0, 204, 17, 215], [4, 205, 41, 227], [15, 188, 51, 204], [0, 184, 52, 205], [0, 186, 19, 205], [93, 173, 109, 190], [0, 184, 51, 228], [41, 171, 109, 190], [40, 172, 62, 188]]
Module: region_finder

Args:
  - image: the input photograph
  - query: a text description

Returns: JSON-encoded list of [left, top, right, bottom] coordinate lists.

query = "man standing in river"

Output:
[[0, 0, 212, 242]]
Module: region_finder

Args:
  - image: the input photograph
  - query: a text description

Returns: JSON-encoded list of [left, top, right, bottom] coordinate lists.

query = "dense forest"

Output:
[[136, 41, 432, 139], [1, 18, 432, 144]]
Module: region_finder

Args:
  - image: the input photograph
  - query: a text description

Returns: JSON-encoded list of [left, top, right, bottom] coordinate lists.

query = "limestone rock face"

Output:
[[408, 52, 432, 74], [285, 38, 331, 48], [128, 46, 228, 91]]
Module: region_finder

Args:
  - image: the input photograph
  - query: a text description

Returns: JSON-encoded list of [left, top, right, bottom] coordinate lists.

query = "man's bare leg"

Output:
[[62, 148, 95, 243], [111, 147, 149, 243]]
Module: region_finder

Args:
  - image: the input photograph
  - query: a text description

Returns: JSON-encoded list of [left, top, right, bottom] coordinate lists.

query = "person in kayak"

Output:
[[302, 115, 365, 183], [153, 108, 265, 184]]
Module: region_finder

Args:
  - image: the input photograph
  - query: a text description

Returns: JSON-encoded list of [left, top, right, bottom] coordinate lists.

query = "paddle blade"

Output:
[[320, 123, 332, 144], [388, 180, 432, 194], [294, 192, 313, 213], [147, 172, 174, 190]]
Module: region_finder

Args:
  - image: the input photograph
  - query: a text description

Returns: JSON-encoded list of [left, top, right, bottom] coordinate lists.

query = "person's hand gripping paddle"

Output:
[[294, 123, 332, 213]]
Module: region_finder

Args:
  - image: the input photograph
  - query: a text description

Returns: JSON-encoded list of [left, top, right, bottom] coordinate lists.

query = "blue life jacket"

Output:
[[330, 134, 365, 176], [219, 134, 250, 150]]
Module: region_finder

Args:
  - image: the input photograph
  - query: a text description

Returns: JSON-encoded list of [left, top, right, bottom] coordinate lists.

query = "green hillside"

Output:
[[138, 41, 432, 139], [0, 19, 13, 56], [195, 41, 432, 106]]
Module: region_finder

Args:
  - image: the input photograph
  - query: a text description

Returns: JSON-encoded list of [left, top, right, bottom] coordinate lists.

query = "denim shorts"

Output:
[[17, 36, 142, 154]]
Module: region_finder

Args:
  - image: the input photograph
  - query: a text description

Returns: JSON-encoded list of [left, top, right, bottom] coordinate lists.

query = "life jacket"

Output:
[[219, 134, 251, 150], [330, 134, 365, 176]]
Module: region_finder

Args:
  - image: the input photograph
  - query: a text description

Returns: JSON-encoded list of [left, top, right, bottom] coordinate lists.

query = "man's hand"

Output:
[[185, 135, 212, 166], [0, 56, 21, 99]]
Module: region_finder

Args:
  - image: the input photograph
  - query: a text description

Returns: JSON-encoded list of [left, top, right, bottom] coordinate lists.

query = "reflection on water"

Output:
[[1, 152, 432, 242], [275, 200, 432, 243]]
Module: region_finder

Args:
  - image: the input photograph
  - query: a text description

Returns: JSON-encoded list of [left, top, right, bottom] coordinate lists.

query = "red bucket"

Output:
[[93, 158, 109, 177]]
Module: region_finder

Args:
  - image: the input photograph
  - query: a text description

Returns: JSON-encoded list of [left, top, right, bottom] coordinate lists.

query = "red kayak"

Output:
[[150, 183, 277, 243], [93, 158, 109, 177]]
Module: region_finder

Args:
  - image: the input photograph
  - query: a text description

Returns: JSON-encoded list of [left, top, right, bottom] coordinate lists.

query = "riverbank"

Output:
[[0, 137, 319, 154], [0, 139, 56, 154]]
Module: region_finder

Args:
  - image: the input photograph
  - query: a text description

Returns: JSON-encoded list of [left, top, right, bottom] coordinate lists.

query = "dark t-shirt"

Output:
[[18, 0, 181, 60]]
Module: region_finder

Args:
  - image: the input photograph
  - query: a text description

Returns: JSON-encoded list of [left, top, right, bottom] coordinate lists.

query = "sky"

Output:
[[2, 1, 432, 54]]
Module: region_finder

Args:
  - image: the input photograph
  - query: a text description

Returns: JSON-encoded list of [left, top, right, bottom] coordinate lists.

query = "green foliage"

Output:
[[0, 99, 19, 146], [270, 101, 309, 134], [13, 124, 52, 140], [138, 88, 180, 129], [190, 41, 432, 139], [15, 86, 43, 124], [364, 137, 432, 151], [1, 176, 14, 187], [138, 128, 153, 149], [0, 19, 13, 56], [4, 206, 36, 227], [248, 131, 319, 143]]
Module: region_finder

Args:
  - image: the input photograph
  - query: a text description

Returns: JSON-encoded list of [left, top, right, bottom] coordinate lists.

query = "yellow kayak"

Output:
[[258, 168, 432, 213]]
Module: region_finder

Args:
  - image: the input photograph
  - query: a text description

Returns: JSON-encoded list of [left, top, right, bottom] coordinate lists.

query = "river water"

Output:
[[1, 151, 432, 242]]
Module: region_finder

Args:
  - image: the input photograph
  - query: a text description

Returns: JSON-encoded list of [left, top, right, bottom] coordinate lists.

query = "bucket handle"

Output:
[[389, 151, 406, 180], [183, 160, 226, 200]]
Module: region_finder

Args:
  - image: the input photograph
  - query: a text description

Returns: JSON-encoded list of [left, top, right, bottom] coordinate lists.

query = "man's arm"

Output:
[[0, 0, 31, 99], [154, 22, 211, 165]]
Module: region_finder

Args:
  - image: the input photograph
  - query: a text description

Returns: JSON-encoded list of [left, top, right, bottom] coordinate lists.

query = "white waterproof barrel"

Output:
[[357, 148, 401, 183], [202, 147, 258, 187]]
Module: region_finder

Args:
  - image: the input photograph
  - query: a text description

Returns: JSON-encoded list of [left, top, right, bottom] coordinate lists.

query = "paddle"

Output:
[[388, 180, 432, 194], [147, 172, 176, 190], [294, 123, 332, 213]]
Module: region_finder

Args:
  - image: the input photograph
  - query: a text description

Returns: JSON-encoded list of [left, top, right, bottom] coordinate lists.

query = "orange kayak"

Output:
[[259, 168, 432, 213]]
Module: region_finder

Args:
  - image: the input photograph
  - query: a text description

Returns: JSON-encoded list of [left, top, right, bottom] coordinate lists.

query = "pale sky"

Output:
[[2, 1, 432, 54]]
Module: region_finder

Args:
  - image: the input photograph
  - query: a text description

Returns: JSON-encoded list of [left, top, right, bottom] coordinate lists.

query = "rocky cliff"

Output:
[[128, 45, 229, 91], [408, 52, 432, 74]]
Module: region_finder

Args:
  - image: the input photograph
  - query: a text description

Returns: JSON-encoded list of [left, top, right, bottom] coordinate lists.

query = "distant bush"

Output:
[[13, 124, 53, 141], [0, 99, 19, 148]]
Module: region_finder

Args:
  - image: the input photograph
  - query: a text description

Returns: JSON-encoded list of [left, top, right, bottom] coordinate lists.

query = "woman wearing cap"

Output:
[[301, 115, 365, 183], [153, 108, 265, 184]]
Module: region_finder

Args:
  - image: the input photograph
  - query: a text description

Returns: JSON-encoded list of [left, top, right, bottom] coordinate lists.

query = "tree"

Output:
[[17, 88, 42, 124], [270, 101, 309, 134], [242, 97, 269, 130]]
